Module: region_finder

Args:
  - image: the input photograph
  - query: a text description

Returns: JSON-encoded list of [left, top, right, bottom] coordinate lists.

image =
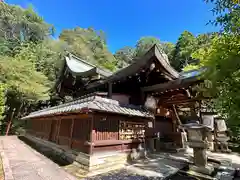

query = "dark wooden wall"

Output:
[[26, 112, 154, 155], [26, 113, 92, 154], [91, 113, 150, 153]]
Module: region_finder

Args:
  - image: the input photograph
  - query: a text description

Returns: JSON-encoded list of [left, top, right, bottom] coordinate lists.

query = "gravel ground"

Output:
[[85, 169, 202, 180], [85, 169, 163, 180]]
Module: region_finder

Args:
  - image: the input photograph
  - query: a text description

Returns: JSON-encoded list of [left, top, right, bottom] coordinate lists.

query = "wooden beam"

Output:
[[161, 97, 210, 105], [141, 76, 201, 92]]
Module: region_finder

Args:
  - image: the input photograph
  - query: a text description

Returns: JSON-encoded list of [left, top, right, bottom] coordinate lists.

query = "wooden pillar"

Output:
[[140, 90, 145, 105], [69, 118, 74, 148], [90, 115, 94, 155], [56, 117, 61, 144], [107, 82, 112, 98]]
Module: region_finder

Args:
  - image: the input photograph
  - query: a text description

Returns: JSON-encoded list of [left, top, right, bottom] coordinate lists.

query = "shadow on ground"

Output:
[[18, 136, 71, 166]]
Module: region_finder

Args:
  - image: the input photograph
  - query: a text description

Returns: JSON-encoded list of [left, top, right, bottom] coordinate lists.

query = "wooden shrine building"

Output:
[[22, 45, 203, 172]]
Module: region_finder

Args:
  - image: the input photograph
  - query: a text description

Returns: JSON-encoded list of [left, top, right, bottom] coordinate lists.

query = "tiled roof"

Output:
[[22, 95, 154, 119]]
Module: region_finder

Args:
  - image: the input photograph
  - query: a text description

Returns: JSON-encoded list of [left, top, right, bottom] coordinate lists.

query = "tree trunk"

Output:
[[5, 108, 15, 135]]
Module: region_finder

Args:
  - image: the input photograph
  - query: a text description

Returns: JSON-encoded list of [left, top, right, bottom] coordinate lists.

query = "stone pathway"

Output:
[[85, 157, 187, 180], [0, 136, 77, 180], [165, 148, 240, 169]]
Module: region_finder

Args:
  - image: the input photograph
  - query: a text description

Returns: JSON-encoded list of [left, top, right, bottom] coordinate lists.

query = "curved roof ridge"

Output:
[[154, 44, 179, 79], [86, 44, 180, 89], [66, 53, 112, 77]]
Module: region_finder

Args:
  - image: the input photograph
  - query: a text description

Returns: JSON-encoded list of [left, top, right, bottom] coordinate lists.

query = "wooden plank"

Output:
[[69, 118, 74, 148]]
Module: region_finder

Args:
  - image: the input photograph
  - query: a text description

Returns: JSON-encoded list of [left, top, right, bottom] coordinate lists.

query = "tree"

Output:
[[192, 34, 240, 135], [114, 46, 135, 69], [161, 42, 175, 63], [33, 39, 68, 83], [0, 48, 50, 133], [187, 0, 240, 136], [135, 36, 161, 58], [59, 27, 116, 71], [0, 3, 57, 133], [0, 3, 54, 56], [205, 0, 240, 34], [171, 31, 198, 71]]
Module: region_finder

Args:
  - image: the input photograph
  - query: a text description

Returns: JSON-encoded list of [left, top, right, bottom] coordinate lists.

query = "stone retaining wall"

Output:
[[22, 134, 145, 176]]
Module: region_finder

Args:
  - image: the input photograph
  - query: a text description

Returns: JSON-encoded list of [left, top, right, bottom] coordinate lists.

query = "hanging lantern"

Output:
[[144, 96, 157, 112]]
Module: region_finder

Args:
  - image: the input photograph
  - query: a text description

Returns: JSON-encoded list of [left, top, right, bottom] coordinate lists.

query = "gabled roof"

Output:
[[87, 45, 180, 89], [110, 45, 179, 80], [21, 93, 154, 120], [55, 53, 112, 94], [65, 53, 112, 77]]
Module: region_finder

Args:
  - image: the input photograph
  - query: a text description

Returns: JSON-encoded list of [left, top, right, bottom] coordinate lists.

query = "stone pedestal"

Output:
[[193, 148, 207, 166], [181, 123, 214, 176], [207, 133, 214, 151], [189, 145, 214, 175]]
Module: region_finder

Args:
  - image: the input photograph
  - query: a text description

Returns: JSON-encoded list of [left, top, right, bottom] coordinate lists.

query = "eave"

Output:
[[86, 44, 180, 90]]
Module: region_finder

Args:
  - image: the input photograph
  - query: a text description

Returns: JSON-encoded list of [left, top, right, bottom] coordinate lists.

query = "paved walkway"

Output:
[[0, 136, 77, 180]]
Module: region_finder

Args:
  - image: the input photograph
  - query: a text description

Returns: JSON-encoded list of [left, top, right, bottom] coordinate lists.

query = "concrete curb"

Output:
[[0, 140, 14, 180]]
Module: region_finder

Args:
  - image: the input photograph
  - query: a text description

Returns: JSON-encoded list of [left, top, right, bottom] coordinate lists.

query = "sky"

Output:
[[6, 0, 219, 53]]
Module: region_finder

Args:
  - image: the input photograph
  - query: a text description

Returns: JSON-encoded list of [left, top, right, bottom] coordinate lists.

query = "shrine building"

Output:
[[21, 45, 203, 172]]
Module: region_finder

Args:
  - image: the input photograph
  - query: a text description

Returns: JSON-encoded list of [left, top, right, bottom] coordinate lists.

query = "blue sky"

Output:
[[6, 0, 218, 52]]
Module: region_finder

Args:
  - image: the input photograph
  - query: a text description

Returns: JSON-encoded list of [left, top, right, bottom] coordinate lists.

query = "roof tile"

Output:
[[22, 95, 154, 119]]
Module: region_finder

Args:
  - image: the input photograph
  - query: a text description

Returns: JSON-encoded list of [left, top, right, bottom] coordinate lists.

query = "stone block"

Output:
[[189, 164, 214, 175]]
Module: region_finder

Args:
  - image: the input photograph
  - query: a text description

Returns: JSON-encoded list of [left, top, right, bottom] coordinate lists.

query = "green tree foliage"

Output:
[[59, 27, 116, 71], [0, 3, 54, 55], [0, 83, 5, 134], [30, 40, 68, 82], [0, 83, 5, 121], [114, 37, 175, 69], [114, 46, 135, 69], [186, 0, 240, 135], [0, 52, 50, 101], [171, 31, 198, 71], [135, 36, 161, 58], [192, 34, 240, 134], [205, 0, 240, 33], [161, 42, 175, 61], [172, 31, 218, 71], [0, 3, 57, 133]]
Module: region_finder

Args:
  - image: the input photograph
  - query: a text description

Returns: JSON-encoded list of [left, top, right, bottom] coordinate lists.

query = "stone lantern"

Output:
[[181, 123, 214, 175]]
